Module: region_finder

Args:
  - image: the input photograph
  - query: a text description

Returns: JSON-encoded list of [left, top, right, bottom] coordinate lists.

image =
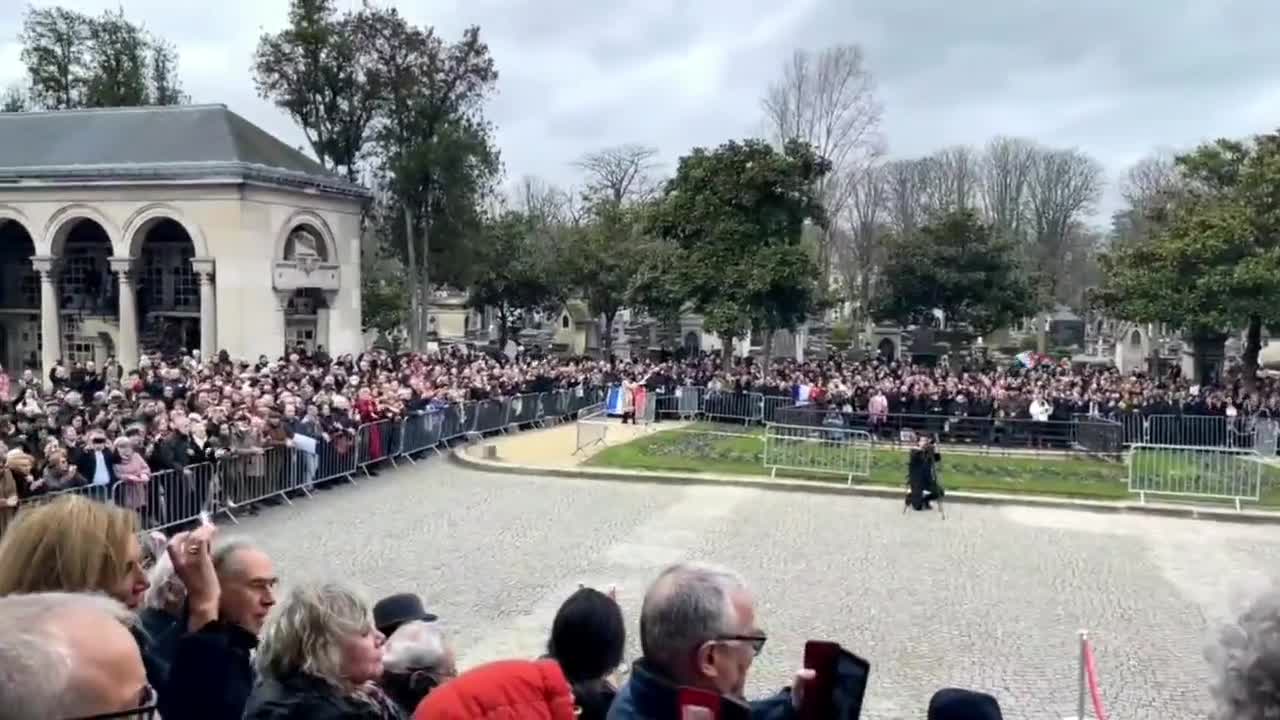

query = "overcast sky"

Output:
[[3, 0, 1279, 221]]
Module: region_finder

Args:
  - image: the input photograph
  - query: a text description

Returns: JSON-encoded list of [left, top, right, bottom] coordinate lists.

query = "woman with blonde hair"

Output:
[[0, 493, 149, 609], [244, 581, 401, 719]]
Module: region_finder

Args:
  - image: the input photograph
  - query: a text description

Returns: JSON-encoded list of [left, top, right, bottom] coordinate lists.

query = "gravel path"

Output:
[[226, 457, 1278, 720]]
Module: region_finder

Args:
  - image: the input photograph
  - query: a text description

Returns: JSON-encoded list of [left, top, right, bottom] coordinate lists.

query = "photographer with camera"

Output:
[[906, 435, 943, 512]]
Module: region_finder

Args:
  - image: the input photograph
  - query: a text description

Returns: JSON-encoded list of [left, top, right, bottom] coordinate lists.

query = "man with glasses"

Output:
[[0, 592, 156, 719], [609, 562, 811, 720]]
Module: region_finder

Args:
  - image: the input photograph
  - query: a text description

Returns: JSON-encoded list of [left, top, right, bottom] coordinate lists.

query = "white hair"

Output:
[[256, 581, 374, 694], [0, 592, 136, 719], [1208, 586, 1280, 720], [142, 550, 186, 611], [383, 621, 449, 674], [640, 562, 748, 680]]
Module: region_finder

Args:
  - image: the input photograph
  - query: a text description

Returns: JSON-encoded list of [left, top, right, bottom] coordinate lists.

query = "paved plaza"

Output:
[[231, 455, 1280, 720]]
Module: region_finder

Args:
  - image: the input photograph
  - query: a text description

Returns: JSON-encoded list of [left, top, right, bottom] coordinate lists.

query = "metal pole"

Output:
[[1077, 630, 1088, 720]]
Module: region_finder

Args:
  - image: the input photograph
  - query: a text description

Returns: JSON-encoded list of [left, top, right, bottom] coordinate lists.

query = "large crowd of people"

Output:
[[3, 346, 1279, 534], [0, 345, 1277, 718], [0, 494, 1274, 719]]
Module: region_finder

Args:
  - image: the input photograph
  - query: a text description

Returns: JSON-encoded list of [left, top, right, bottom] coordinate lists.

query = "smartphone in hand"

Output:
[[801, 640, 871, 720]]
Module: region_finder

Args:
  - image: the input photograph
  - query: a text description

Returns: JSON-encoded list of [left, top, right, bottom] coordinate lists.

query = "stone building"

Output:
[[0, 105, 369, 384]]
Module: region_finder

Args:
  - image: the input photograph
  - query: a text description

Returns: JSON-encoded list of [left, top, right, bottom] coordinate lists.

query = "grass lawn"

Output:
[[586, 424, 1280, 507]]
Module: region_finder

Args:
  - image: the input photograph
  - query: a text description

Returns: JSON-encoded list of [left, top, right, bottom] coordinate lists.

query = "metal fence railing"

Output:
[[764, 423, 872, 484], [1128, 443, 1263, 510], [1, 386, 610, 540]]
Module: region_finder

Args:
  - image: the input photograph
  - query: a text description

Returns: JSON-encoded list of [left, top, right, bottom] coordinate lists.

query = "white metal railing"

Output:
[[1127, 443, 1263, 511], [764, 423, 872, 485]]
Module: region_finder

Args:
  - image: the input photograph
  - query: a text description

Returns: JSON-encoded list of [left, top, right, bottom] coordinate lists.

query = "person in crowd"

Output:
[[414, 659, 578, 720], [114, 435, 152, 519], [0, 494, 150, 611], [608, 562, 811, 720], [0, 592, 154, 718], [41, 446, 86, 492], [154, 411, 199, 522], [927, 688, 1004, 719], [0, 448, 16, 532], [138, 547, 187, 686], [374, 592, 440, 638], [161, 536, 278, 720], [381, 620, 457, 716], [1207, 585, 1280, 720], [244, 581, 401, 719], [547, 586, 625, 720], [74, 426, 119, 502]]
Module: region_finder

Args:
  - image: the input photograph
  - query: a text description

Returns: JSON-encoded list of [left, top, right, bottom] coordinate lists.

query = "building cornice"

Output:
[[0, 161, 371, 200]]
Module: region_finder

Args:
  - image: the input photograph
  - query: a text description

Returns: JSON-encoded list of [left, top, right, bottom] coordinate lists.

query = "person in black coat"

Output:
[[547, 587, 625, 720], [906, 435, 943, 511], [159, 531, 279, 720]]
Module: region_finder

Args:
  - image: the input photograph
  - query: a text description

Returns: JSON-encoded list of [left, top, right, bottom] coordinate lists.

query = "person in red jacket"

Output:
[[414, 658, 577, 720]]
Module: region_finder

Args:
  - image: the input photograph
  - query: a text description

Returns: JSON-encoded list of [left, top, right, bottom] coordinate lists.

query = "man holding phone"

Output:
[[608, 562, 812, 720]]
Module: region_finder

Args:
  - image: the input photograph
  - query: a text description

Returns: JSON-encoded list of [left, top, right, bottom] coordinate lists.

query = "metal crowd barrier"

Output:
[[771, 407, 1082, 455], [0, 386, 611, 540], [1128, 443, 1263, 511], [763, 423, 873, 484]]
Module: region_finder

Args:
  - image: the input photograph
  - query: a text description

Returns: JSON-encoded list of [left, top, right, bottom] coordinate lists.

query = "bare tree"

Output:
[[573, 144, 660, 205], [836, 163, 888, 328], [1119, 150, 1181, 211], [762, 44, 883, 281], [882, 158, 930, 237], [980, 136, 1036, 242], [924, 146, 980, 213], [1027, 148, 1104, 303], [1108, 150, 1185, 252], [515, 175, 571, 226]]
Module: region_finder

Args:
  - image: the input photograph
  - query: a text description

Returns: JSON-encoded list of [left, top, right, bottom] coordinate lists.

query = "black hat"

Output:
[[927, 688, 1003, 720], [373, 593, 438, 636]]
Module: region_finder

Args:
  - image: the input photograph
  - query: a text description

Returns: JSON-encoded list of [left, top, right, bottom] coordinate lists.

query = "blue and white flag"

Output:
[[793, 384, 813, 406], [606, 385, 625, 415]]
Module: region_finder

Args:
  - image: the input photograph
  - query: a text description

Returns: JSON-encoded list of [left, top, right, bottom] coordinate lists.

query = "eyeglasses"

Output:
[[713, 633, 768, 657], [67, 684, 158, 719]]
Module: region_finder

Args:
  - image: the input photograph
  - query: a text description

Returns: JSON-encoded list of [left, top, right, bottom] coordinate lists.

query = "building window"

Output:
[[562, 315, 570, 329], [61, 252, 109, 308], [172, 250, 197, 309]]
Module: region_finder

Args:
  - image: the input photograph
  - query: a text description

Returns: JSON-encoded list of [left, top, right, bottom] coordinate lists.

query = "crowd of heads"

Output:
[[0, 346, 1278, 718], [0, 483, 1276, 718], [2, 347, 1277, 507]]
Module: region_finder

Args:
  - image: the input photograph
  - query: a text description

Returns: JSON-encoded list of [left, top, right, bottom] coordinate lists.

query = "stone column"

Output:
[[316, 290, 337, 355], [191, 258, 216, 359], [32, 256, 60, 390], [108, 258, 139, 372], [276, 291, 291, 358]]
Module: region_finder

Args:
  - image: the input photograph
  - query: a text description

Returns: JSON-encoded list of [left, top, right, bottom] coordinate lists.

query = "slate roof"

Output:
[[0, 104, 368, 198]]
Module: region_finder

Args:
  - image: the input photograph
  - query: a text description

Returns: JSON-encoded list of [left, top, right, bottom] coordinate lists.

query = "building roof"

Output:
[[0, 104, 369, 198]]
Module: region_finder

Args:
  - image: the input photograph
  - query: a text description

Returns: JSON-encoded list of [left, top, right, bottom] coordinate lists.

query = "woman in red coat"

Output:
[[414, 659, 577, 720], [354, 387, 384, 462]]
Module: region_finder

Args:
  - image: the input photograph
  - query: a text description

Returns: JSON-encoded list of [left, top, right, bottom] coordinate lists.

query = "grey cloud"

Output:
[[2, 0, 1279, 222]]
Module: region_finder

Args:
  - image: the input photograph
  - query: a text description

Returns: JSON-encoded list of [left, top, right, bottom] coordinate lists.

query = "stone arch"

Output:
[[878, 337, 897, 359], [0, 204, 33, 234], [683, 331, 700, 353], [121, 203, 209, 258], [274, 210, 337, 263], [43, 204, 121, 256]]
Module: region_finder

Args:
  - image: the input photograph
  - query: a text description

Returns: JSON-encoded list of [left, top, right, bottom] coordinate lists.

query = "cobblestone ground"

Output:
[[231, 458, 1280, 720]]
